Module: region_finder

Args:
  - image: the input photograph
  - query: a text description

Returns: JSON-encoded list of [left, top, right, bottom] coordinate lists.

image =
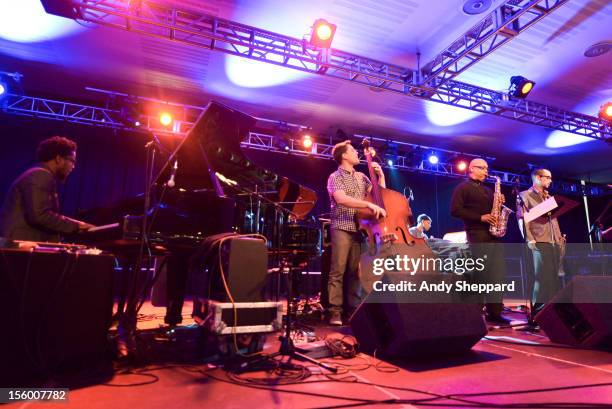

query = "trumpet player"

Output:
[[516, 168, 564, 317], [450, 158, 509, 324]]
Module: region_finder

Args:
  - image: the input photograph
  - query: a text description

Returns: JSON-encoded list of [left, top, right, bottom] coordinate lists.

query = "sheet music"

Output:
[[524, 196, 558, 223]]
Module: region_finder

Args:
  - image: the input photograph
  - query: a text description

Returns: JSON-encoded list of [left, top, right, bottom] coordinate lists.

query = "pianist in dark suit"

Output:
[[0, 136, 94, 244]]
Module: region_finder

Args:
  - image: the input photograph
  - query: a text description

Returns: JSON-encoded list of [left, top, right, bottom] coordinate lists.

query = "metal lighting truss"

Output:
[[62, 0, 610, 141], [421, 0, 568, 87], [1, 91, 604, 196], [242, 133, 601, 196], [2, 92, 194, 134], [3, 93, 124, 127]]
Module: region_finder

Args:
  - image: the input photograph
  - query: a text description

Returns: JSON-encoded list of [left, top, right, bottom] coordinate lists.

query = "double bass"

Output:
[[356, 138, 432, 256]]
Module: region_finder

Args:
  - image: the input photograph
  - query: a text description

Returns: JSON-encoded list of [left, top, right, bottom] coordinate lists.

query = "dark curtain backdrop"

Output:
[[0, 114, 607, 243]]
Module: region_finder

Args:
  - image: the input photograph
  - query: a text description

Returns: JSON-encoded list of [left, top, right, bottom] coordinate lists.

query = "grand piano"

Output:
[[75, 101, 317, 328]]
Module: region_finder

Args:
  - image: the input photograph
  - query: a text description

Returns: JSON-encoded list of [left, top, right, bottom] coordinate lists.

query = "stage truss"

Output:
[[1, 91, 605, 196], [421, 0, 568, 87], [53, 0, 612, 141]]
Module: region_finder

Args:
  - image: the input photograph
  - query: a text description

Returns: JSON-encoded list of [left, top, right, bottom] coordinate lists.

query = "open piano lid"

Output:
[[154, 100, 316, 219], [154, 100, 257, 194]]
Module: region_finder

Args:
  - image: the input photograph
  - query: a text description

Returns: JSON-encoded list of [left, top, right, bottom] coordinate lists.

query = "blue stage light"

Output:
[[387, 159, 394, 167], [428, 154, 439, 165]]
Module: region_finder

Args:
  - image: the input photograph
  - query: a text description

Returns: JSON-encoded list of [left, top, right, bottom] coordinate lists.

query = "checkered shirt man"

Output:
[[327, 167, 372, 232]]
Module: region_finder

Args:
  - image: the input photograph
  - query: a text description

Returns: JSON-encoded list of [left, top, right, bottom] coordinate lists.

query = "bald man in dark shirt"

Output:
[[451, 158, 509, 324]]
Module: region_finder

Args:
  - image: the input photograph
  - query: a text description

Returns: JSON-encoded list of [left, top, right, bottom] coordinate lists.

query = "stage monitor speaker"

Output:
[[0, 249, 114, 386], [535, 276, 612, 349], [191, 236, 268, 303], [350, 274, 487, 358]]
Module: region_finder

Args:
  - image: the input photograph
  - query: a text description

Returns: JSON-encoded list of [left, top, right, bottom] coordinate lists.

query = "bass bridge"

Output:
[[381, 233, 398, 244]]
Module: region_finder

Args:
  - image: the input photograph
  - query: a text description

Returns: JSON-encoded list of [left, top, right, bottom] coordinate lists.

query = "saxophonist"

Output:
[[516, 168, 563, 317], [450, 158, 510, 324]]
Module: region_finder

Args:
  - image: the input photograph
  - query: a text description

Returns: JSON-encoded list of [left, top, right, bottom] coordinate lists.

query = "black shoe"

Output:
[[485, 314, 512, 325]]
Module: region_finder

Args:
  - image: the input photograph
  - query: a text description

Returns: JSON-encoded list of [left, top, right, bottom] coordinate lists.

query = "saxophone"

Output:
[[489, 176, 513, 238]]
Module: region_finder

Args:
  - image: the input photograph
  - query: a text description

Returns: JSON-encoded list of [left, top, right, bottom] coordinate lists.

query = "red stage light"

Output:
[[599, 102, 612, 121], [457, 161, 468, 172], [316, 24, 333, 41], [310, 19, 336, 49], [302, 134, 313, 149]]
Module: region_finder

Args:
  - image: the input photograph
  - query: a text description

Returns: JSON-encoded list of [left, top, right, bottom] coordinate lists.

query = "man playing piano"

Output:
[[0, 136, 94, 245]]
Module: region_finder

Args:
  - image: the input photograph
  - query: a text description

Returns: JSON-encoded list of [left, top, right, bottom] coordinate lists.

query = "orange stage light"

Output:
[[159, 112, 173, 126], [310, 19, 337, 48]]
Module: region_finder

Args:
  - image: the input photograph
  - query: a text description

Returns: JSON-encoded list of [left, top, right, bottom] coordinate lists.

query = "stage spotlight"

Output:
[[159, 112, 173, 126], [310, 19, 336, 49], [509, 76, 535, 98], [302, 133, 313, 149], [0, 71, 22, 99], [598, 102, 612, 122], [119, 97, 141, 128], [387, 159, 394, 167], [457, 160, 468, 172], [428, 154, 439, 165], [275, 136, 290, 152]]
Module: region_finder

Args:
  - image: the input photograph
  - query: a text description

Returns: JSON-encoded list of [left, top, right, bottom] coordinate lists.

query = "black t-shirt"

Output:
[[450, 178, 494, 232]]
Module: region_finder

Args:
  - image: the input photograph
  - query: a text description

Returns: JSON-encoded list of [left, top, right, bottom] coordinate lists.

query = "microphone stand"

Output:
[[491, 181, 539, 331], [513, 183, 538, 330], [266, 253, 338, 373], [220, 183, 335, 373], [116, 138, 160, 357]]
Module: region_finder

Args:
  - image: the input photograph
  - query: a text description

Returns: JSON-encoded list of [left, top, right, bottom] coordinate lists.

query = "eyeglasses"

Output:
[[472, 165, 488, 170], [540, 175, 552, 180]]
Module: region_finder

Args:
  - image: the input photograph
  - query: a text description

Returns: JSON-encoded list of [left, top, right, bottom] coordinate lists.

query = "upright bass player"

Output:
[[326, 140, 386, 326]]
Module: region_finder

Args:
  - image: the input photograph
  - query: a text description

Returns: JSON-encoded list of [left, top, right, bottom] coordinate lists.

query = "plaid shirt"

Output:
[[327, 167, 372, 232]]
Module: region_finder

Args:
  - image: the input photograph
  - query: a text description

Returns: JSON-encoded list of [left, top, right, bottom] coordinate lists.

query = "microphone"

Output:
[[403, 187, 414, 201], [166, 160, 178, 188], [511, 177, 519, 195]]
